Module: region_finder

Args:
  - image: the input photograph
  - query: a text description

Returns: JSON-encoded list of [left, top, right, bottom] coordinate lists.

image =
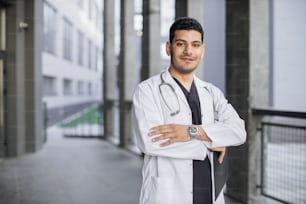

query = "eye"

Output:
[[193, 43, 201, 48], [176, 42, 184, 47]]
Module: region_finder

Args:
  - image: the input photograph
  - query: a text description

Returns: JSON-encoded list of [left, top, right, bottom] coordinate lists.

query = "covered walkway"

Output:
[[0, 127, 247, 204]]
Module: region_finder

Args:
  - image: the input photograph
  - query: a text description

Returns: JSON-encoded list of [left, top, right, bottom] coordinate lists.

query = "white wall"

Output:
[[272, 0, 306, 111]]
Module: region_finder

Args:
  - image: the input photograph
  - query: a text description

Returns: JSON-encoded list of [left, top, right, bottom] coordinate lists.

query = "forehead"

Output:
[[173, 30, 202, 42]]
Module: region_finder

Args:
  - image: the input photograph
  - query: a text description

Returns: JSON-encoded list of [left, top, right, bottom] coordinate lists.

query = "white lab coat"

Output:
[[132, 69, 246, 204]]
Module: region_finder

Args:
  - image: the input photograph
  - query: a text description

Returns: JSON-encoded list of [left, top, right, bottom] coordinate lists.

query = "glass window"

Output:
[[87, 82, 92, 95], [43, 76, 57, 96], [95, 46, 99, 71], [91, 44, 96, 71], [77, 81, 84, 95], [63, 79, 73, 95], [94, 2, 99, 27], [88, 0, 93, 20], [77, 30, 84, 66], [77, 0, 83, 9], [98, 7, 103, 33], [43, 2, 57, 54], [63, 17, 73, 61], [87, 39, 92, 69]]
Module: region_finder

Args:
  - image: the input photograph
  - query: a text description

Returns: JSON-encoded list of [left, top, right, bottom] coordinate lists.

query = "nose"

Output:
[[183, 44, 192, 55]]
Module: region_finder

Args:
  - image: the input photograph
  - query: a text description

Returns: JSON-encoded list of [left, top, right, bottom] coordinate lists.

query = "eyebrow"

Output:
[[174, 39, 202, 44]]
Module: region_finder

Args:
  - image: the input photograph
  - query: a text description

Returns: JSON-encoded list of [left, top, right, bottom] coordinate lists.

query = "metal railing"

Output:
[[253, 109, 306, 204], [61, 103, 103, 138]]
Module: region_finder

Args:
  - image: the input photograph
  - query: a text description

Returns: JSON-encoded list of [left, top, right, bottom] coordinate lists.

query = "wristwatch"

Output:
[[188, 125, 198, 139]]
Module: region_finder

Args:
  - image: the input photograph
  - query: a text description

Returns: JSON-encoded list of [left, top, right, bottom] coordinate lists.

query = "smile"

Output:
[[181, 57, 195, 62]]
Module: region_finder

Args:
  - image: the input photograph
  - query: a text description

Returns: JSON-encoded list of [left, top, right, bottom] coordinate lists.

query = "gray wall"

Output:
[[203, 0, 225, 92]]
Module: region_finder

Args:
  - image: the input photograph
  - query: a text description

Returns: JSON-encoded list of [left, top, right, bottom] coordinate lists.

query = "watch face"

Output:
[[190, 126, 197, 133], [189, 126, 198, 135]]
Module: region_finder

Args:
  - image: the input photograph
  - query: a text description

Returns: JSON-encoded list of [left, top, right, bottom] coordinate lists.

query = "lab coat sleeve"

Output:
[[132, 83, 208, 160], [202, 86, 247, 148]]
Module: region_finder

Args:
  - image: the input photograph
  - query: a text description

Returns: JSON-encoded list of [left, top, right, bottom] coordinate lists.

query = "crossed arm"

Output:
[[149, 124, 226, 164]]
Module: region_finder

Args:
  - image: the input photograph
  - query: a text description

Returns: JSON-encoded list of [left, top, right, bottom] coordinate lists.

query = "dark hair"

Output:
[[169, 17, 204, 43]]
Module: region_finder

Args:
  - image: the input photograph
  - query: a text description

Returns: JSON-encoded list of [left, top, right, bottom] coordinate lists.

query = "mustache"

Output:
[[169, 49, 195, 59]]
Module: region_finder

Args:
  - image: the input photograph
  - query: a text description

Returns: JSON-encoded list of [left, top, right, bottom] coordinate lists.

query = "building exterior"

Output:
[[42, 0, 103, 126]]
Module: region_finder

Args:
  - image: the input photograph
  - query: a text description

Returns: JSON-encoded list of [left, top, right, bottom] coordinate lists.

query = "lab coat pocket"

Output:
[[148, 176, 176, 204]]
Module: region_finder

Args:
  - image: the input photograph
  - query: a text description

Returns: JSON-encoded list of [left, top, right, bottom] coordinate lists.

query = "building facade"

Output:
[[42, 0, 103, 126]]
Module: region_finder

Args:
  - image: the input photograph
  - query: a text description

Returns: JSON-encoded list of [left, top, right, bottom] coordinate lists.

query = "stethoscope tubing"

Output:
[[158, 72, 180, 116]]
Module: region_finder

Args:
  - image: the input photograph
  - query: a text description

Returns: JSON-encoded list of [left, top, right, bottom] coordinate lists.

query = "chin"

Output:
[[177, 67, 197, 74]]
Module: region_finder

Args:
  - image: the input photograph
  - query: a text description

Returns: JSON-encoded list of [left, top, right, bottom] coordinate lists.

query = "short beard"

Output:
[[169, 48, 197, 74], [170, 58, 197, 74]]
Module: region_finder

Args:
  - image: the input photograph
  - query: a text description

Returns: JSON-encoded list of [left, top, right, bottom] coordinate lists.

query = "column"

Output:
[[0, 4, 7, 157], [6, 0, 26, 156], [118, 0, 136, 147], [103, 0, 118, 143], [24, 0, 44, 152], [141, 0, 160, 80], [225, 0, 270, 203], [225, 0, 250, 202], [248, 0, 270, 203]]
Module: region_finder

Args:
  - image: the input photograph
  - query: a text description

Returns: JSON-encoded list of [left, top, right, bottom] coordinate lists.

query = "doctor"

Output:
[[132, 17, 246, 204]]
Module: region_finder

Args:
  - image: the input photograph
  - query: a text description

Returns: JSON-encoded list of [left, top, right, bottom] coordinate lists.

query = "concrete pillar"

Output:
[[225, 0, 270, 203], [103, 0, 118, 143], [248, 0, 270, 203], [24, 0, 44, 152], [118, 0, 136, 147], [175, 0, 204, 78], [175, 0, 187, 17], [6, 0, 27, 156], [141, 0, 160, 80], [5, 0, 44, 156], [0, 5, 7, 157]]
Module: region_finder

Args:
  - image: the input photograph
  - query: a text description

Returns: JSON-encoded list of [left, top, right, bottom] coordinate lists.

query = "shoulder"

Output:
[[194, 76, 222, 92], [136, 74, 160, 89], [134, 73, 161, 97], [194, 76, 226, 99]]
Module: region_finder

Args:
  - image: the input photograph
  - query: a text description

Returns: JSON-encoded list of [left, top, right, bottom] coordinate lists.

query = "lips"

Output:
[[181, 57, 195, 62]]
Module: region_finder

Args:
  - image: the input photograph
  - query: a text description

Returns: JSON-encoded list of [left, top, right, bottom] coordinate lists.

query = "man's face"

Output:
[[166, 30, 205, 74]]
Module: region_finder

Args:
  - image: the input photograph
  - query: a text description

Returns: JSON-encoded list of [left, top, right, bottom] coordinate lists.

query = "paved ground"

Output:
[[0, 126, 267, 204], [0, 127, 143, 204]]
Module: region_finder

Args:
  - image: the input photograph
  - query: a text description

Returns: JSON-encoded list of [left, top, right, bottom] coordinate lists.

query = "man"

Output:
[[132, 17, 246, 204]]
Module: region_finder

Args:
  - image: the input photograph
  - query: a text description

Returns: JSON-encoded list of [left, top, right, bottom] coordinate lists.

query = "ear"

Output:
[[166, 41, 171, 56]]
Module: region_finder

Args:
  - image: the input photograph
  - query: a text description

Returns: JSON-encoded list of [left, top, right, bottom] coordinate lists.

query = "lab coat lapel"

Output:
[[194, 76, 215, 125]]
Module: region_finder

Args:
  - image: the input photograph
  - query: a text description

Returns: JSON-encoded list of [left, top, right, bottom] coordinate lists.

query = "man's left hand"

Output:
[[209, 147, 226, 164], [148, 124, 190, 147]]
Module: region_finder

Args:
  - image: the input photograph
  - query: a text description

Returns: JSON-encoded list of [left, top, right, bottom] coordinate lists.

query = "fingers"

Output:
[[160, 138, 175, 147], [209, 147, 226, 164], [148, 126, 171, 146], [148, 125, 172, 136], [218, 150, 225, 164], [148, 124, 189, 146]]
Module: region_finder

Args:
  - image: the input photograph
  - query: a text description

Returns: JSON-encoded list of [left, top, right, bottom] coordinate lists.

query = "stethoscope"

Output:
[[158, 72, 180, 116]]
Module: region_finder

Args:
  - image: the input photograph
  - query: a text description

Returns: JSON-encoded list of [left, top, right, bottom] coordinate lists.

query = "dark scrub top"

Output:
[[173, 77, 212, 204]]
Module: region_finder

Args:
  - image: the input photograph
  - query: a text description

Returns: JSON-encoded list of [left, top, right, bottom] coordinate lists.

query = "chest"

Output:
[[158, 86, 215, 125]]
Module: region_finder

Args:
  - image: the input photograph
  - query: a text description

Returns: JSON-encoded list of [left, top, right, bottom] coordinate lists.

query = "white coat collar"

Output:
[[161, 68, 210, 90], [160, 68, 210, 108]]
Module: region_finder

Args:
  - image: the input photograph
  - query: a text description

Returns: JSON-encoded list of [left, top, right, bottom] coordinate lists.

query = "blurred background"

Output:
[[0, 0, 305, 203]]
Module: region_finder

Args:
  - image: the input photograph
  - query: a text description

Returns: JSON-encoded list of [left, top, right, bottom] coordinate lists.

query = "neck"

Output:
[[169, 67, 194, 91]]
